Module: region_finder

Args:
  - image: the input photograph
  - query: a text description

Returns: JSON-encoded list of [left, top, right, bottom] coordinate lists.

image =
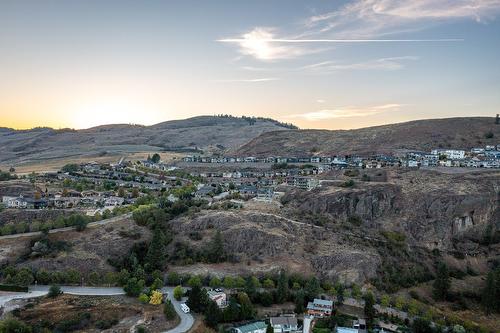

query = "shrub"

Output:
[[138, 293, 150, 304], [149, 290, 163, 305], [48, 285, 62, 298], [344, 169, 360, 177], [341, 179, 355, 187], [484, 131, 494, 139]]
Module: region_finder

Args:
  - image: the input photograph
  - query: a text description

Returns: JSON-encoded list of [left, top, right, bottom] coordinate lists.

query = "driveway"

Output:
[[161, 286, 195, 333], [0, 285, 194, 333]]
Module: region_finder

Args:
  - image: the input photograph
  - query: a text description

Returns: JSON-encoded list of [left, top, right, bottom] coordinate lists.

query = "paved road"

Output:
[[0, 212, 132, 240], [161, 287, 195, 333], [0, 285, 194, 333]]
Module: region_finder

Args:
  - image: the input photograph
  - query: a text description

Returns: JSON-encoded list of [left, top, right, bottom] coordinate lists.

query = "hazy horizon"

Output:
[[1, 0, 500, 130]]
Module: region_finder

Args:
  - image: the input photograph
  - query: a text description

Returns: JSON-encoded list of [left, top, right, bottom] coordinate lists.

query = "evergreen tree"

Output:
[[164, 300, 177, 320], [294, 289, 306, 313], [481, 268, 500, 314], [223, 298, 241, 322], [124, 277, 145, 297], [237, 292, 255, 320], [204, 300, 222, 328], [206, 230, 226, 263], [145, 227, 168, 272], [187, 285, 209, 313], [276, 271, 289, 303], [266, 323, 274, 333], [305, 277, 321, 300], [363, 291, 376, 328], [432, 263, 450, 301]]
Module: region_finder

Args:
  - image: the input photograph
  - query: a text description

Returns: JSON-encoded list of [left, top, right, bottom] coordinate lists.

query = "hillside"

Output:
[[0, 116, 295, 167], [234, 117, 500, 156]]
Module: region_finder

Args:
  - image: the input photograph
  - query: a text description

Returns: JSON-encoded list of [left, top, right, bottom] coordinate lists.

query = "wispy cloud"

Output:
[[302, 56, 419, 72], [285, 103, 403, 121], [217, 27, 324, 61], [218, 0, 499, 61], [212, 77, 279, 83], [305, 0, 500, 39]]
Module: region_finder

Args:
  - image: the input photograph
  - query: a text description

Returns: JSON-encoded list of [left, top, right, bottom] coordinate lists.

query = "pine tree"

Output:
[[145, 227, 167, 272], [433, 262, 450, 301], [276, 271, 289, 303], [204, 300, 222, 328], [481, 268, 500, 314], [363, 291, 376, 328], [187, 285, 209, 313], [164, 300, 177, 320], [206, 230, 226, 263], [266, 323, 274, 333]]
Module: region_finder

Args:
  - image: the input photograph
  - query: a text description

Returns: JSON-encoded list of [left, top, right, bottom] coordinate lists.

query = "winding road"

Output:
[[0, 285, 194, 333]]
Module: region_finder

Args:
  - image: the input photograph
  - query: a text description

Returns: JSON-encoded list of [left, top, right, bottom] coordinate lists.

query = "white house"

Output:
[[431, 149, 465, 160], [270, 316, 299, 333], [207, 290, 227, 308]]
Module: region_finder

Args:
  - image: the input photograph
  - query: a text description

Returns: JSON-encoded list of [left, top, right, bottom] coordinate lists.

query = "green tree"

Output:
[[266, 323, 274, 333], [14, 268, 34, 287], [48, 285, 62, 298], [262, 278, 275, 289], [124, 277, 145, 297], [187, 285, 209, 313], [276, 271, 289, 303], [481, 268, 500, 314], [432, 262, 450, 301], [173, 285, 184, 300], [363, 291, 376, 328], [223, 276, 235, 289], [151, 153, 161, 164], [237, 292, 255, 320], [209, 277, 222, 288], [305, 277, 321, 300], [204, 300, 222, 328], [164, 299, 177, 320], [167, 272, 181, 285], [294, 289, 306, 313], [187, 276, 202, 288], [206, 231, 226, 263], [145, 227, 169, 272]]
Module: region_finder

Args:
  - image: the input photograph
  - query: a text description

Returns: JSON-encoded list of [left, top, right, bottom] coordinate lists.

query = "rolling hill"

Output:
[[234, 117, 499, 157], [0, 116, 296, 167]]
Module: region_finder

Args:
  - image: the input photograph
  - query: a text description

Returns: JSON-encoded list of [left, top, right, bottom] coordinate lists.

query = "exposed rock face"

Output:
[[169, 210, 381, 284], [282, 169, 500, 250]]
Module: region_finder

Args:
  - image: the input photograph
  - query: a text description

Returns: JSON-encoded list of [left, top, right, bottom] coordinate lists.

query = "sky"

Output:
[[1, 0, 500, 130]]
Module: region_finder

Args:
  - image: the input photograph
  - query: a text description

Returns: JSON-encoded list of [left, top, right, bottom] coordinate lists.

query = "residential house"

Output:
[[306, 299, 333, 317], [207, 290, 227, 308], [232, 322, 267, 333], [255, 188, 274, 202], [431, 149, 466, 160], [287, 176, 319, 191], [353, 319, 367, 332], [270, 316, 299, 333]]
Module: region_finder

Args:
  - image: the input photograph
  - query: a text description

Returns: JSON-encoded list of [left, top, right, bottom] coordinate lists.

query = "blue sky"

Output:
[[1, 0, 499, 129]]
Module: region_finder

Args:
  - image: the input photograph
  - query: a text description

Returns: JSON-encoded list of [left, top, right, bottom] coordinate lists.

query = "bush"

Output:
[[344, 169, 360, 177], [95, 318, 118, 330], [0, 318, 32, 333], [48, 285, 62, 298], [138, 293, 150, 304], [484, 131, 494, 139], [340, 179, 355, 187]]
